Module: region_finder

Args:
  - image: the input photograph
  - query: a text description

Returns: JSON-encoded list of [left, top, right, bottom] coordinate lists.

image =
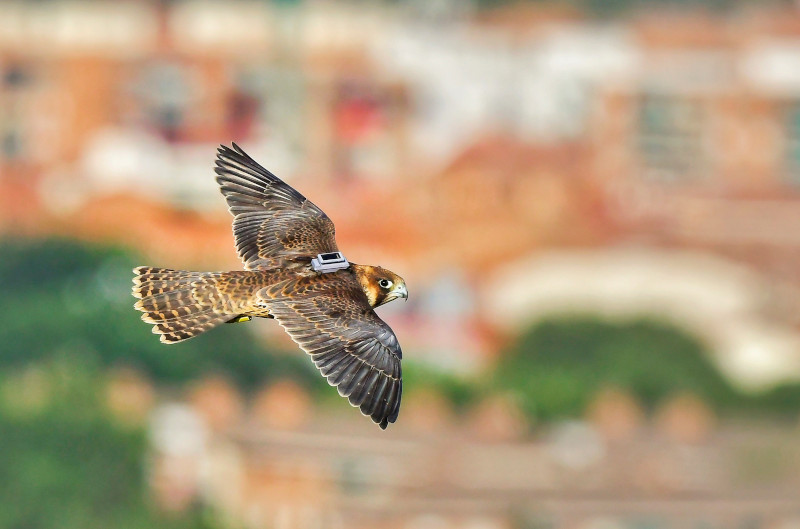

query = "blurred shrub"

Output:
[[0, 237, 322, 394], [8, 237, 800, 428], [0, 358, 218, 529], [402, 361, 478, 412], [495, 316, 746, 422]]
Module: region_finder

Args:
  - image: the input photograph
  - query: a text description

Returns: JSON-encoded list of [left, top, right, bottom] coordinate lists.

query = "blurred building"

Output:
[[4, 0, 800, 391], [147, 381, 800, 529], [6, 1, 800, 527]]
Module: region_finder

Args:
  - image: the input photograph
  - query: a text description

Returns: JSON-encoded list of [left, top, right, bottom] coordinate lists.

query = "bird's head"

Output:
[[352, 265, 408, 308]]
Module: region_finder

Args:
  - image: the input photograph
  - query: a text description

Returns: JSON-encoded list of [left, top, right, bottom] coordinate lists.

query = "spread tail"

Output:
[[132, 266, 231, 344]]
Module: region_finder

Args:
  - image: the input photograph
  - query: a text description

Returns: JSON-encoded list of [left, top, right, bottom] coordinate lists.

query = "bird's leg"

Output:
[[226, 315, 253, 324]]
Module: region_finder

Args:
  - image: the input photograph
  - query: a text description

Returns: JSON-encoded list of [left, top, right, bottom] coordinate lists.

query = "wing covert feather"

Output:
[[215, 144, 338, 270], [258, 273, 402, 429]]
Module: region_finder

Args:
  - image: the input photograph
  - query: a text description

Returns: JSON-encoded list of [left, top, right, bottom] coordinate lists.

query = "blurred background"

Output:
[[3, 0, 800, 527]]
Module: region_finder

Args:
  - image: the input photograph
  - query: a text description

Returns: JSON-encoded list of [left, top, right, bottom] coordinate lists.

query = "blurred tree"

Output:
[[495, 316, 748, 422], [402, 361, 478, 412], [0, 238, 322, 394], [0, 358, 218, 529], [7, 237, 800, 429], [0, 237, 477, 415]]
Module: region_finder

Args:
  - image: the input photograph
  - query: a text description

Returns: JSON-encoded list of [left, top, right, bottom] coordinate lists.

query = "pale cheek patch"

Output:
[[365, 284, 380, 307]]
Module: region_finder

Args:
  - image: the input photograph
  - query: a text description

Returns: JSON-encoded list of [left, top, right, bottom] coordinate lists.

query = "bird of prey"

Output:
[[132, 144, 407, 429]]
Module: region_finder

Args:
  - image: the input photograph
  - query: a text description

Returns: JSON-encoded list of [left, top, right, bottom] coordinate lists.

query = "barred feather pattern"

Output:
[[258, 271, 403, 429], [215, 144, 339, 270], [131, 266, 268, 343]]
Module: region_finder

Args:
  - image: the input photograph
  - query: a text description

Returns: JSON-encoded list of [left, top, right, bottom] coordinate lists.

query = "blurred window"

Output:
[[3, 64, 31, 89], [336, 456, 370, 496], [0, 63, 34, 164], [228, 66, 306, 176], [132, 61, 195, 143], [637, 93, 707, 183], [784, 102, 800, 185], [331, 80, 403, 181]]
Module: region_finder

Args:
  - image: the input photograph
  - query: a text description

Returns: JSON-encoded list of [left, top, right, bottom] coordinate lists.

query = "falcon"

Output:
[[132, 144, 407, 429]]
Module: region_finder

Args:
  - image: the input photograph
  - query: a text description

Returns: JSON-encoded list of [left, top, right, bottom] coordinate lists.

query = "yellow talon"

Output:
[[229, 316, 252, 323]]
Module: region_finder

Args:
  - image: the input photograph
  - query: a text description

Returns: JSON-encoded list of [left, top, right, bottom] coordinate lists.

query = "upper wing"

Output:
[[214, 144, 338, 270], [258, 273, 402, 429]]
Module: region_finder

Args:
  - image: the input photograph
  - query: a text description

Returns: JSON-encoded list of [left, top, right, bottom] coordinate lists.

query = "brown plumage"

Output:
[[132, 144, 408, 429]]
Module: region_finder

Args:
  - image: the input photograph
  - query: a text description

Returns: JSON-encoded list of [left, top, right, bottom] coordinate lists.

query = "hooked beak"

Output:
[[393, 283, 408, 302]]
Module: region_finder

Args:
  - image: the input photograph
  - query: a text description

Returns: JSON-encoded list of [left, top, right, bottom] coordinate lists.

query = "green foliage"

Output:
[[0, 237, 328, 528], [8, 235, 800, 431], [495, 315, 746, 421], [0, 237, 323, 394], [402, 361, 480, 411], [747, 384, 800, 417], [0, 359, 218, 529]]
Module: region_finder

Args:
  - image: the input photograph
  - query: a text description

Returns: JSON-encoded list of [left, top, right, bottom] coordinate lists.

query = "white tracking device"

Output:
[[311, 252, 350, 273]]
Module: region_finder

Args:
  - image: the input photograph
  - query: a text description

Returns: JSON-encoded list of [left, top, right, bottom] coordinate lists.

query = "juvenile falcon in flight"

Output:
[[132, 144, 407, 429]]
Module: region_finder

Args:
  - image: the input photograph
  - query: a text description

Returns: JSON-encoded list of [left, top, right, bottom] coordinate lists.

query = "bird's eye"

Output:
[[379, 279, 392, 289]]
